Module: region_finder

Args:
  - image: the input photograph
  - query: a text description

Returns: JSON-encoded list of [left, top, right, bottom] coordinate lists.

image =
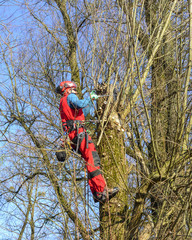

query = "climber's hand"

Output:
[[90, 91, 98, 100]]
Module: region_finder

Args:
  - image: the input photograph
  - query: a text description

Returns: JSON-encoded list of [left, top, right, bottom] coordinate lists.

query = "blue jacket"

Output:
[[67, 93, 92, 117]]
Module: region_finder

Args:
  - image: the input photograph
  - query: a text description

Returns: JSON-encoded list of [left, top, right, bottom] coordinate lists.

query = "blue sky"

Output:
[[0, 2, 100, 238]]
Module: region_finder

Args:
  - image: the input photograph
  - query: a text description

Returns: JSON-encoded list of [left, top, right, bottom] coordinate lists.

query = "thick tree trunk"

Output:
[[97, 117, 129, 240]]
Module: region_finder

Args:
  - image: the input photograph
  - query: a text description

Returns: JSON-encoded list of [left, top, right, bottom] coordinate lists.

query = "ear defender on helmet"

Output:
[[56, 85, 63, 94]]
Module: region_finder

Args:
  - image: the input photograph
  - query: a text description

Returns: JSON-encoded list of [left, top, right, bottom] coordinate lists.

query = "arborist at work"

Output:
[[56, 81, 119, 203]]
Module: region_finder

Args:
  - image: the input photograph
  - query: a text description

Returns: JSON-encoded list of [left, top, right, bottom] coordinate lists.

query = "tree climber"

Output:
[[56, 81, 119, 203]]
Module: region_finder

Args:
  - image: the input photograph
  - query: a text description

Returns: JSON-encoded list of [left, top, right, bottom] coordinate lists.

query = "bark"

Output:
[[18, 185, 33, 240], [54, 0, 82, 96], [126, 180, 152, 240], [97, 107, 129, 240]]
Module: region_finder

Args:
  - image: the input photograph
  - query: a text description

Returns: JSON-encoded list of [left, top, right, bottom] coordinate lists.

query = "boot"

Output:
[[93, 187, 119, 203]]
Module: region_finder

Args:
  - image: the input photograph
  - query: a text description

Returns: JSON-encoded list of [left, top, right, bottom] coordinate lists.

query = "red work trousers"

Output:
[[68, 127, 106, 194]]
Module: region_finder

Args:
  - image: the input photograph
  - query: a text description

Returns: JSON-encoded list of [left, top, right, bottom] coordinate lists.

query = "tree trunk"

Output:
[[97, 113, 129, 240]]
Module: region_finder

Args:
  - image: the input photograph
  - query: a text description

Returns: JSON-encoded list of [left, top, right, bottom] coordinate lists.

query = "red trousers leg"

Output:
[[68, 128, 106, 194]]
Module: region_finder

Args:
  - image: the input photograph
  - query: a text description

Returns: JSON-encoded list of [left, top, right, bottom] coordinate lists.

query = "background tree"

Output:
[[0, 0, 191, 239]]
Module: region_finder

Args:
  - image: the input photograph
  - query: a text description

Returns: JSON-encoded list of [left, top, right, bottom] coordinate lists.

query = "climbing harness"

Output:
[[63, 120, 90, 152], [56, 120, 98, 162]]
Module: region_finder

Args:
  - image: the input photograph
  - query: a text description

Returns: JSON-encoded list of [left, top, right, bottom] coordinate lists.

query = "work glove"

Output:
[[90, 91, 98, 100]]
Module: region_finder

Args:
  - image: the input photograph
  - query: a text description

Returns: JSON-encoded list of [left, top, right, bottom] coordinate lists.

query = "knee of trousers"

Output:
[[88, 169, 102, 180], [91, 151, 100, 167], [87, 151, 102, 178]]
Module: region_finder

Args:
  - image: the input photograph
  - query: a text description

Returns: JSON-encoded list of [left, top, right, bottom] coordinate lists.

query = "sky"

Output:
[[0, 2, 100, 238]]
